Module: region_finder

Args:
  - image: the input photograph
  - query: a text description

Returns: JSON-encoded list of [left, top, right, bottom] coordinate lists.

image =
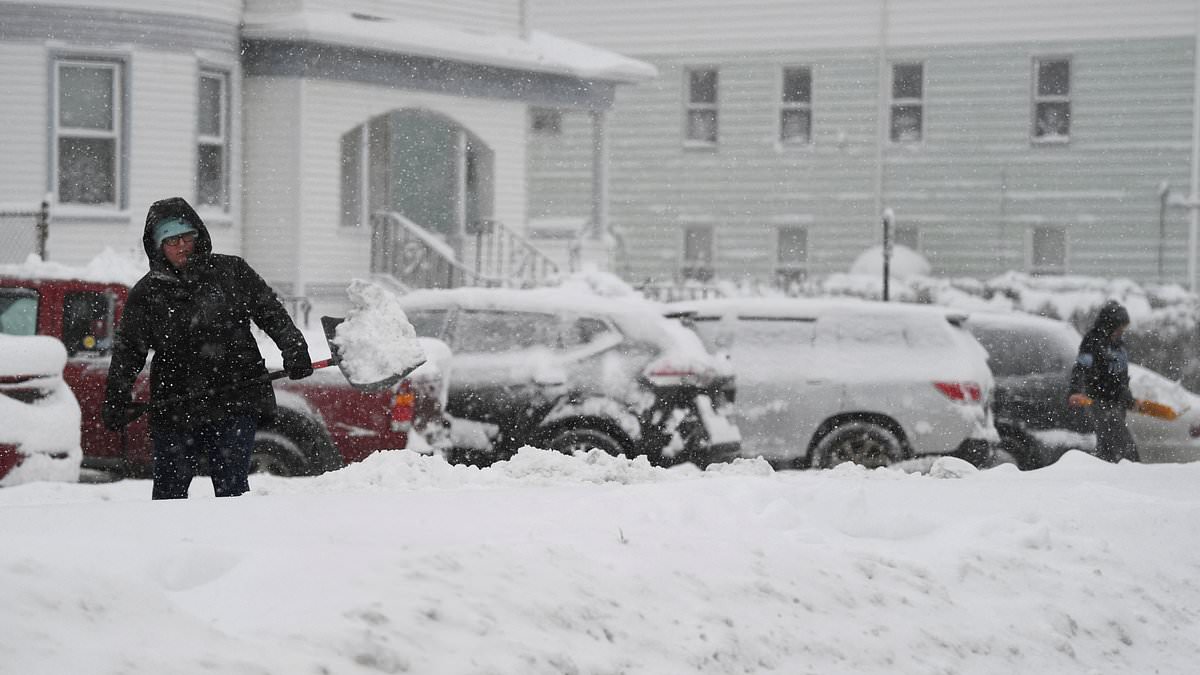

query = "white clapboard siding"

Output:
[[242, 76, 305, 287], [241, 76, 527, 297], [264, 0, 522, 35], [27, 0, 241, 23]]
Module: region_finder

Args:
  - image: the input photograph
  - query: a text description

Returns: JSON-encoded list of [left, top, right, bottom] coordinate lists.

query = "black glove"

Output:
[[101, 400, 130, 432], [283, 350, 314, 380]]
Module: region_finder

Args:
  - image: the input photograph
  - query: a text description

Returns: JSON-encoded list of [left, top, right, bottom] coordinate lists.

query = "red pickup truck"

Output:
[[0, 269, 449, 480]]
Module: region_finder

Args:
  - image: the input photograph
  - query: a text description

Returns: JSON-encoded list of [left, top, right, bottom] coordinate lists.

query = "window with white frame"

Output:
[[54, 58, 123, 206], [1030, 226, 1067, 274], [197, 70, 230, 209], [780, 66, 812, 144], [1033, 57, 1070, 142], [890, 62, 923, 143], [685, 67, 719, 144], [775, 226, 808, 285], [681, 224, 714, 280]]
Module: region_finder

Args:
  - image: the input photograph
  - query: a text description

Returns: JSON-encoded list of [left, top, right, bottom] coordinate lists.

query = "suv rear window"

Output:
[[0, 288, 38, 336], [968, 322, 1077, 376], [453, 310, 562, 353]]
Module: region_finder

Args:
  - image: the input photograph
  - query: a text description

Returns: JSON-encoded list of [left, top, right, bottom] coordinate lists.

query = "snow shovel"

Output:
[[1075, 395, 1179, 421], [117, 316, 425, 425]]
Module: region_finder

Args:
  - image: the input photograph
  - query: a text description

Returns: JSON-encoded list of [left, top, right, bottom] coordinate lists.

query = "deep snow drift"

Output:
[[1, 447, 1198, 674]]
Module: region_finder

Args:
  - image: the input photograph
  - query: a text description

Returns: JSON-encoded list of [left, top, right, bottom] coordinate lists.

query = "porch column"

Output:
[[590, 109, 609, 238]]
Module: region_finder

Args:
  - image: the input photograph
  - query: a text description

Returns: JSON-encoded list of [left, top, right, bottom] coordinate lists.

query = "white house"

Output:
[[530, 0, 1200, 290], [0, 0, 654, 318]]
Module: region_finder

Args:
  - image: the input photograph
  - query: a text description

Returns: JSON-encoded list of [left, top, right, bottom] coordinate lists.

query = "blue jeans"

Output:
[[150, 416, 257, 499]]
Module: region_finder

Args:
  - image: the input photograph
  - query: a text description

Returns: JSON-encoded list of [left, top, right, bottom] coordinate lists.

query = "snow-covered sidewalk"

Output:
[[1, 448, 1198, 674]]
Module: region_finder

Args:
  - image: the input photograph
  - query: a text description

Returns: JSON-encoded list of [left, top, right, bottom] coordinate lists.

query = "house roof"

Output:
[[240, 11, 658, 84]]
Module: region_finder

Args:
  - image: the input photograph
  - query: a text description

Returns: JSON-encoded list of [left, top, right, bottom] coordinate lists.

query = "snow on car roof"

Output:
[[0, 248, 146, 287], [668, 296, 962, 322], [0, 334, 67, 378]]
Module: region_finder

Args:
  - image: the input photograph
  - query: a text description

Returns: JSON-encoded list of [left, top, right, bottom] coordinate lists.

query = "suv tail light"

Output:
[[642, 355, 719, 388], [934, 381, 983, 404], [390, 380, 415, 432]]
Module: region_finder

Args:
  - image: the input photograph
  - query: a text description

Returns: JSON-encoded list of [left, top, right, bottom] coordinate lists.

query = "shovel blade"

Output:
[[321, 315, 425, 391]]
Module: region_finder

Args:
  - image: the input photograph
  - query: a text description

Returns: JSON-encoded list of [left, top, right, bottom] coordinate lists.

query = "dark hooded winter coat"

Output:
[[102, 197, 310, 430], [1068, 300, 1134, 407]]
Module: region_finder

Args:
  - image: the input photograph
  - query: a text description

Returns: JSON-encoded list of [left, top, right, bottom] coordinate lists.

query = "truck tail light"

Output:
[[934, 381, 983, 404], [390, 380, 415, 432]]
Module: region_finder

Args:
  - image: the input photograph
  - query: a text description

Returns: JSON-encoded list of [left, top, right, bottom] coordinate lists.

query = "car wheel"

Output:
[[545, 427, 624, 457], [811, 421, 904, 469], [250, 431, 307, 477]]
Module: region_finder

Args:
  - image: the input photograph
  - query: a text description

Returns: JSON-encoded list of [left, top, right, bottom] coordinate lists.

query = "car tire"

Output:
[[544, 427, 624, 457], [250, 431, 308, 476], [811, 420, 904, 469]]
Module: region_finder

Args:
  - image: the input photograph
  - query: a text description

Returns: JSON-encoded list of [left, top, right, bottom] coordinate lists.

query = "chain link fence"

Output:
[[0, 200, 49, 264]]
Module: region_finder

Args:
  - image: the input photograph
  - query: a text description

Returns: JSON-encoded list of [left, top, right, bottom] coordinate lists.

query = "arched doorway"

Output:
[[340, 108, 494, 284]]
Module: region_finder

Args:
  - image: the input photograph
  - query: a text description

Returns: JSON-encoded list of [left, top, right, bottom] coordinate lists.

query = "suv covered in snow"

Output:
[[668, 297, 997, 469], [397, 287, 740, 466]]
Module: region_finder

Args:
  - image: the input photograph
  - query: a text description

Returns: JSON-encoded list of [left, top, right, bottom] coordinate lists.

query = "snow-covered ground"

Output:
[[2, 446, 1199, 674]]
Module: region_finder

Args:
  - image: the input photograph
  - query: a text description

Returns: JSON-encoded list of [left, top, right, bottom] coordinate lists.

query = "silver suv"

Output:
[[670, 297, 997, 469]]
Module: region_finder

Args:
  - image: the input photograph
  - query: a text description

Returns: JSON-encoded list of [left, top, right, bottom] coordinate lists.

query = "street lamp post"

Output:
[[882, 208, 894, 302]]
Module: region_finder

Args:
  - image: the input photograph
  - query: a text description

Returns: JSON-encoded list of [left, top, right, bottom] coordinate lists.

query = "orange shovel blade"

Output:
[[1136, 399, 1179, 421]]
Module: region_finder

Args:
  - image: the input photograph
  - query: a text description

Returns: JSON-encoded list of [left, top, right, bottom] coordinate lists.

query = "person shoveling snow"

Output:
[[324, 279, 426, 390]]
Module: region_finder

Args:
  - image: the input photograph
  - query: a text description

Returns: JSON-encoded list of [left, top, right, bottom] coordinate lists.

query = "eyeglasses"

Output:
[[162, 232, 196, 247]]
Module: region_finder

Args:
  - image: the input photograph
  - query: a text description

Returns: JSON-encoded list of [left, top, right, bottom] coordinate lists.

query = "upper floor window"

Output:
[[54, 58, 123, 206], [1033, 57, 1070, 142], [681, 224, 714, 280], [775, 225, 808, 285], [685, 67, 719, 145], [890, 62, 923, 143], [197, 70, 230, 210], [1030, 225, 1067, 275], [780, 67, 812, 144], [530, 107, 562, 136]]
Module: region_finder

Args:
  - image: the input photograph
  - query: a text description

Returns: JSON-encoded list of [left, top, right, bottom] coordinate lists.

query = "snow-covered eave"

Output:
[[240, 12, 657, 85]]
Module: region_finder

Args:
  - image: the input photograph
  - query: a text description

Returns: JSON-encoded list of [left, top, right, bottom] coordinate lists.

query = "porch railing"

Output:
[[370, 211, 560, 290]]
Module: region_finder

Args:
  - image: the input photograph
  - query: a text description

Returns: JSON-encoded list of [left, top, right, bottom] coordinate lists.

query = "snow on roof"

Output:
[[668, 295, 961, 322], [0, 249, 146, 287], [240, 11, 658, 84]]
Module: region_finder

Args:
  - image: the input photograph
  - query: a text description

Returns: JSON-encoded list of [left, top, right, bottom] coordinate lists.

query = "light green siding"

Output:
[[530, 35, 1199, 284]]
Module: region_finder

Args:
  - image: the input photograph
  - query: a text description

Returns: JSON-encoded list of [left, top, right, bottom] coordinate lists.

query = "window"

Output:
[[681, 224, 714, 280], [1033, 57, 1070, 142], [780, 67, 813, 144], [893, 225, 920, 251], [775, 226, 808, 285], [685, 67, 719, 144], [197, 70, 230, 209], [452, 310, 562, 353], [530, 107, 562, 136], [890, 62, 923, 143], [54, 59, 123, 205], [62, 290, 115, 355], [1030, 226, 1067, 274]]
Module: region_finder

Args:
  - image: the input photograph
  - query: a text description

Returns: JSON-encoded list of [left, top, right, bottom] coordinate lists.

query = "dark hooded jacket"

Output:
[[102, 197, 310, 430], [1068, 300, 1134, 407]]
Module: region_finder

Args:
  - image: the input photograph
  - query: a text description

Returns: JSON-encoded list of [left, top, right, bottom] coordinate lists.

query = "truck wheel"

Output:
[[545, 427, 624, 457], [811, 421, 903, 469], [250, 431, 307, 476]]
